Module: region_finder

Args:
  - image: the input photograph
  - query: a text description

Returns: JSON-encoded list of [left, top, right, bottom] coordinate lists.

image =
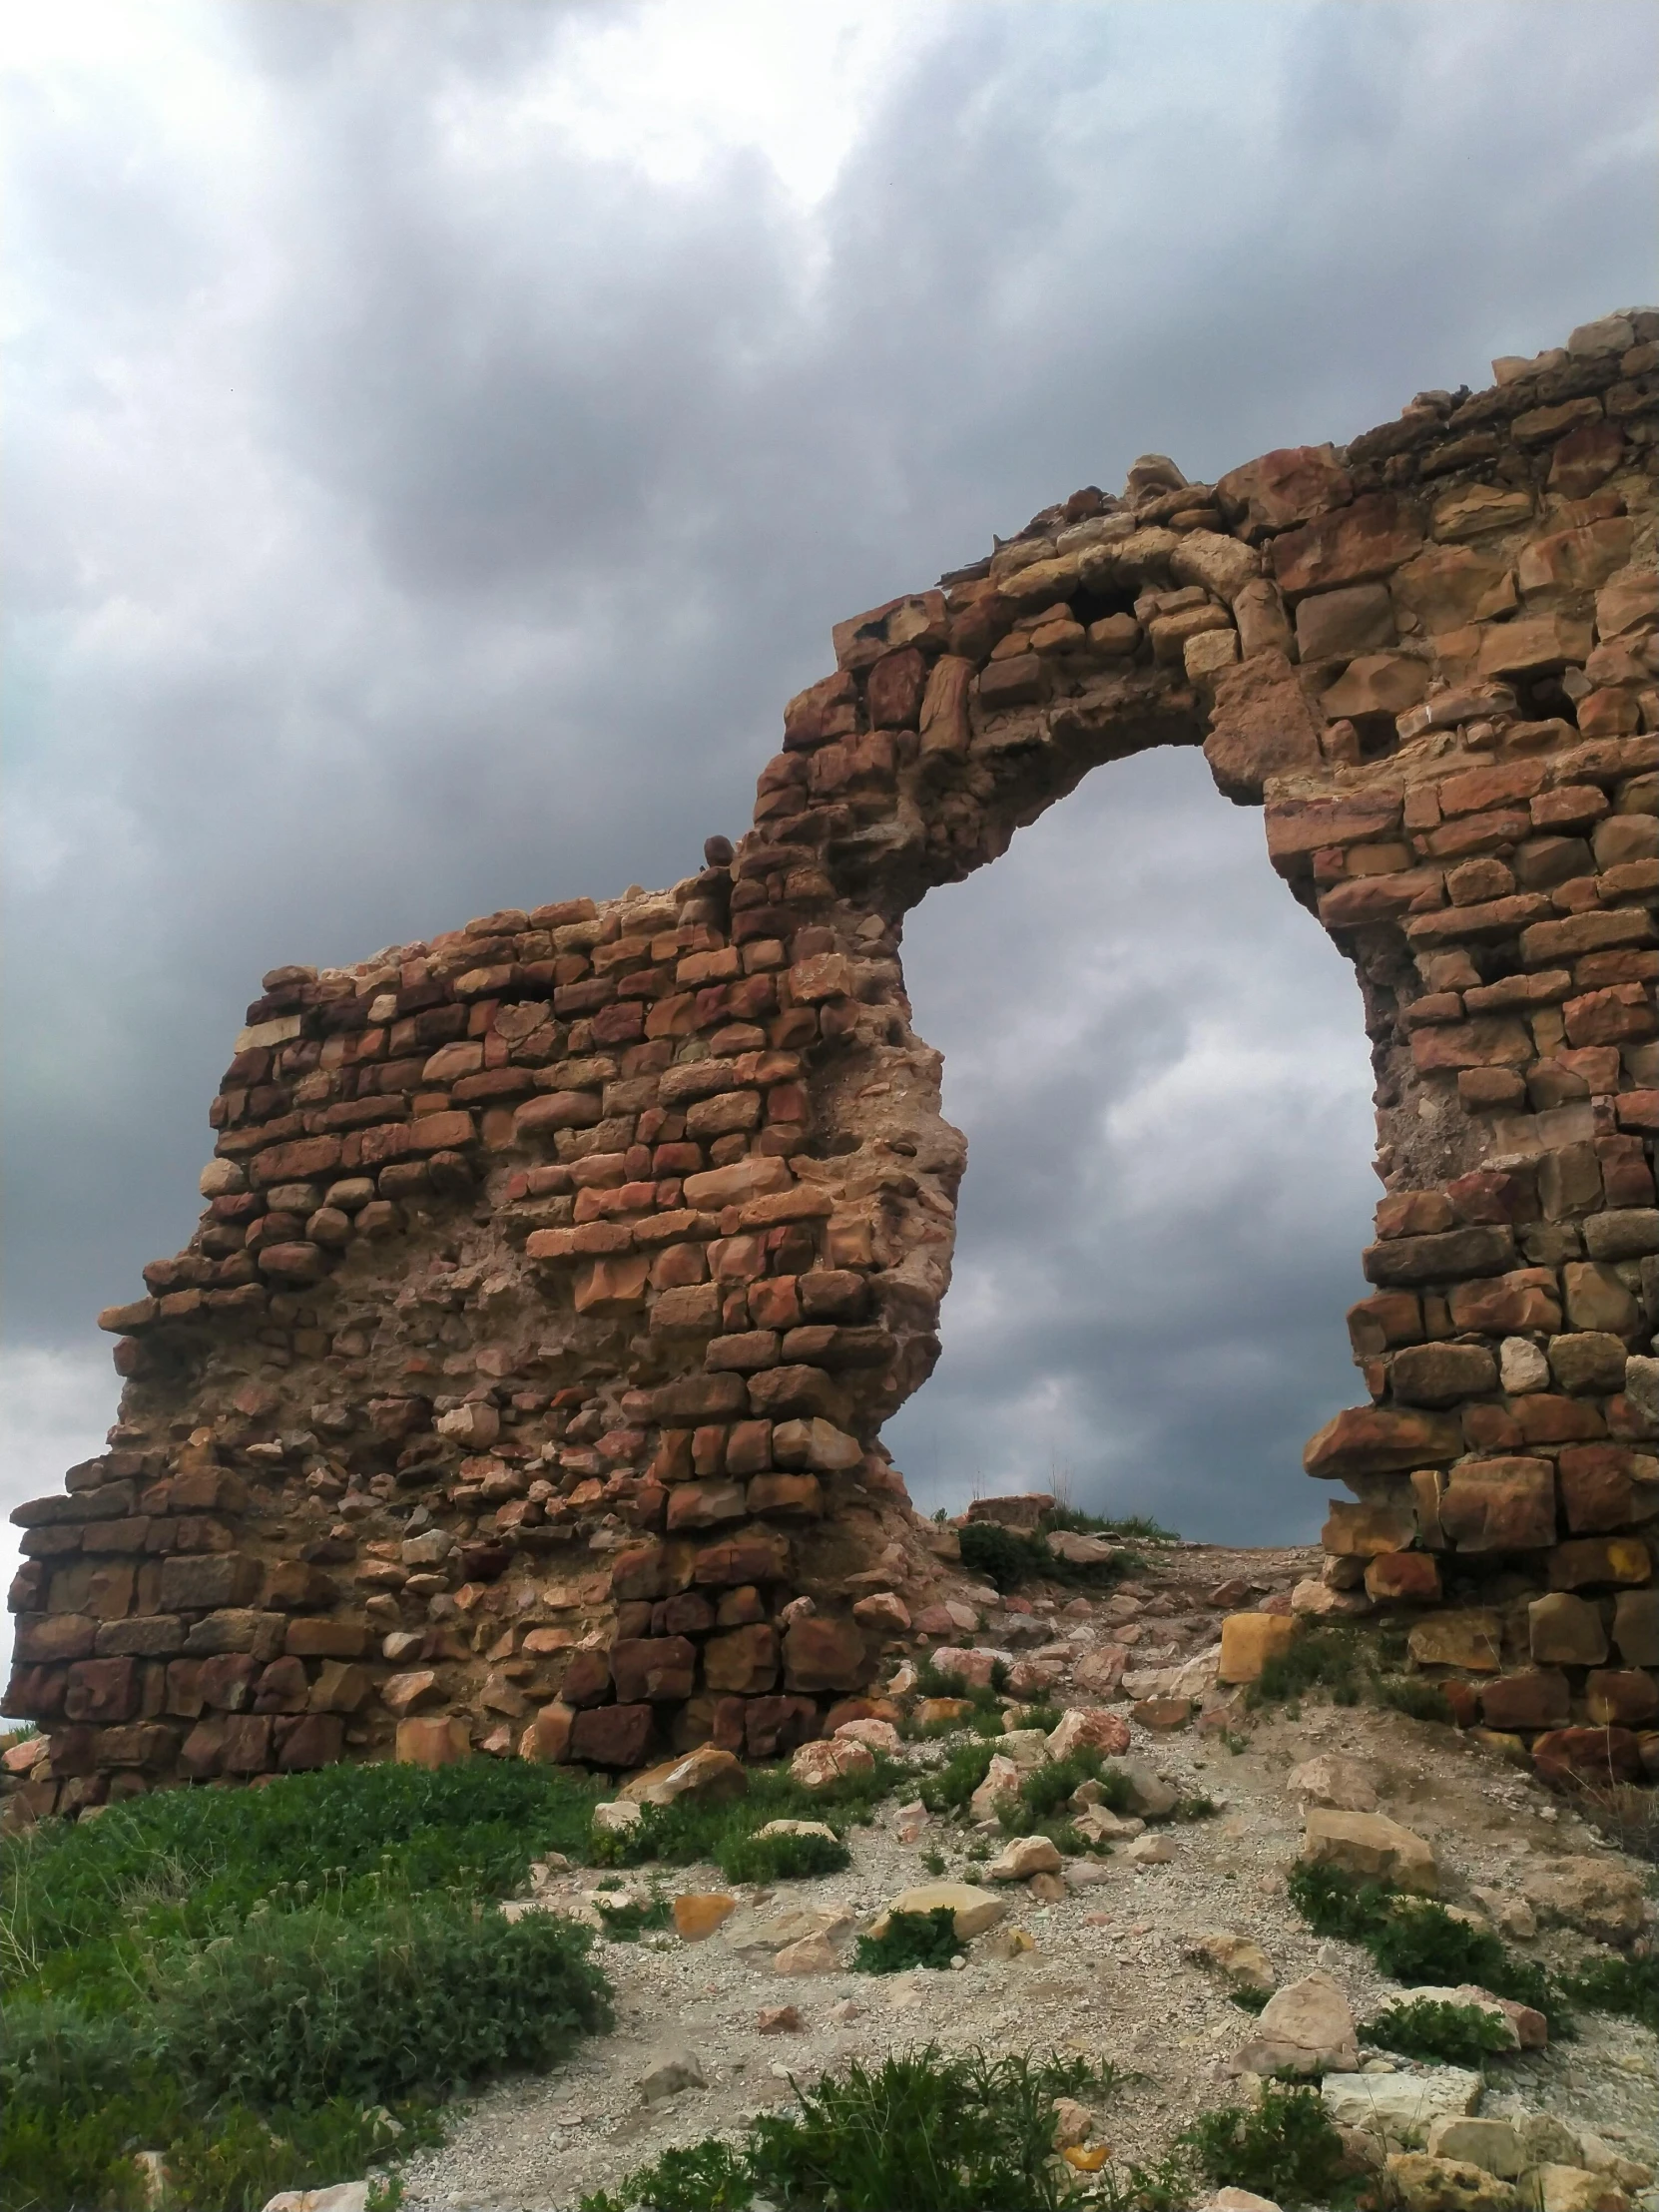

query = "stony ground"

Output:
[[395, 1540, 1659, 2212]]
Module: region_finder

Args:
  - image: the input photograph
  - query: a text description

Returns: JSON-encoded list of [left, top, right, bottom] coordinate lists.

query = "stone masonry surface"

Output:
[[5, 307, 1659, 1816]]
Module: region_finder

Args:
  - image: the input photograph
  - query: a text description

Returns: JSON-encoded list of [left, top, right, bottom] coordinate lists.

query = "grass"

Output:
[[587, 1754, 905, 1876], [1363, 1997, 1516, 2066], [1565, 1781, 1659, 1865], [1288, 1865, 1566, 2035], [852, 1907, 961, 1975], [1247, 1626, 1364, 1710], [1559, 1951, 1659, 2035], [1180, 2084, 1359, 2210], [0, 1744, 917, 2211], [1374, 1677, 1453, 1725], [718, 1826, 850, 1884], [594, 1890, 673, 1940], [578, 2044, 1133, 2212], [955, 1515, 1136, 1596]]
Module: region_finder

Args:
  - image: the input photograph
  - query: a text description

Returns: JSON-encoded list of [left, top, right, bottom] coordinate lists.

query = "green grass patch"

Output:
[[1045, 1503, 1180, 1544], [587, 1754, 904, 1875], [1228, 1986, 1270, 2014], [1180, 2084, 1359, 2209], [918, 1738, 1000, 1814], [1364, 1998, 1515, 2067], [1287, 1865, 1565, 2034], [594, 1889, 673, 1941], [1247, 1626, 1364, 1710], [955, 1515, 1135, 1596], [852, 1908, 961, 1975], [1560, 1951, 1659, 2035], [579, 2043, 1130, 2211], [718, 1827, 850, 1884], [1375, 1677, 1454, 1725], [0, 1758, 634, 2209]]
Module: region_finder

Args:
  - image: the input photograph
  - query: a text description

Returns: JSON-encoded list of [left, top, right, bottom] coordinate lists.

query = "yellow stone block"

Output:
[[1218, 1612, 1299, 1684]]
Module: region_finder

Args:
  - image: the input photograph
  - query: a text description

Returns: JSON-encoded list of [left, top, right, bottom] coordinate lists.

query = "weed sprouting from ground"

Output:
[[580, 2044, 1132, 2212], [852, 1908, 961, 1974], [1288, 1865, 1567, 2034], [1560, 1951, 1659, 2035], [1364, 1997, 1516, 2066], [718, 1826, 849, 1884], [1180, 2084, 1358, 2209], [594, 1890, 673, 1941], [955, 1515, 1138, 1596], [1247, 1627, 1364, 1709]]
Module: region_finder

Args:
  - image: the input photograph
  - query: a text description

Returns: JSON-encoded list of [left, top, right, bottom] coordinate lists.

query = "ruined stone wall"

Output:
[[6, 307, 1658, 1818]]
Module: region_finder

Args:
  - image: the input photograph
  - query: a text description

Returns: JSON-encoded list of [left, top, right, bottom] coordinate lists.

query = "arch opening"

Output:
[[879, 743, 1378, 1541]]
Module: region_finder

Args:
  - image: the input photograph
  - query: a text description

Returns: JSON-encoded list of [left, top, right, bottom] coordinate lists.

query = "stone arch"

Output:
[[5, 308, 1657, 1816]]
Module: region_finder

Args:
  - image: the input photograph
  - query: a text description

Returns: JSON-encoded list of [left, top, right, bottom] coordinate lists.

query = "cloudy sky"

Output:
[[3, 1, 1656, 1653]]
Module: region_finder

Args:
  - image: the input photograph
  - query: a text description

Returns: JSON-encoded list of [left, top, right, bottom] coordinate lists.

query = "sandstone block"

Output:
[[1287, 1752, 1378, 1811], [1438, 1458, 1555, 1551], [570, 1703, 655, 1768], [1218, 1612, 1298, 1683], [1234, 1969, 1359, 2077], [1390, 1343, 1498, 1406], [1523, 1855, 1647, 1944], [790, 1736, 873, 1788], [784, 1615, 867, 1693], [1300, 1807, 1437, 1893], [1304, 1405, 1462, 1478], [1202, 649, 1324, 803], [1529, 1592, 1609, 1665]]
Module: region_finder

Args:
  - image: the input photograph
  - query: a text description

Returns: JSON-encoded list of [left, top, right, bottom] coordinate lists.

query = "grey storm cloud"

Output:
[[3, 0, 1657, 1633]]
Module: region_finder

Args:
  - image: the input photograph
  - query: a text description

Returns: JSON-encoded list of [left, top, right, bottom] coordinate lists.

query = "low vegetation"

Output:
[[1, 1760, 617, 2210], [1179, 2083, 1359, 2210], [1289, 1864, 1565, 2034], [1363, 1996, 1516, 2067], [0, 1748, 902, 2210], [955, 1507, 1142, 1597], [578, 2044, 1134, 2212], [852, 1906, 962, 1975]]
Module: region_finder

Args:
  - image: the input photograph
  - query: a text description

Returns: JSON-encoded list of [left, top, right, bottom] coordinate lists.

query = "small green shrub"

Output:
[[1180, 2083, 1358, 2209], [955, 1516, 1132, 1594], [920, 1848, 947, 1877], [1364, 1998, 1514, 2066], [1172, 1793, 1219, 1821], [1560, 1951, 1659, 2034], [1045, 1503, 1179, 1544], [586, 2043, 1127, 2211], [1228, 1986, 1270, 2013], [719, 1828, 849, 1884], [1287, 1865, 1567, 2035], [1375, 1677, 1453, 1725], [1247, 1627, 1363, 1709], [151, 1894, 612, 2109], [918, 1739, 1000, 1814], [852, 1909, 960, 1975], [594, 1890, 673, 1940]]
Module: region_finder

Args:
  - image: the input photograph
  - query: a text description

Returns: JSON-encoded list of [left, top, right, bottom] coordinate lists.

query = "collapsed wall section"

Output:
[[4, 306, 1658, 1818]]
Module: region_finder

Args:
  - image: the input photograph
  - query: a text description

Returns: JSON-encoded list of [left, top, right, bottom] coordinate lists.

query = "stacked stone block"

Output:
[[5, 307, 1656, 1816]]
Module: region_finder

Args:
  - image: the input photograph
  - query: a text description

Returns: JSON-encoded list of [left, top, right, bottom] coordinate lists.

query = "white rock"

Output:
[[1236, 1972, 1359, 2078], [791, 1737, 875, 1789], [834, 1717, 903, 1756], [636, 2043, 707, 2102], [969, 1753, 1024, 1822], [261, 2190, 369, 2212], [592, 1800, 643, 1836], [1287, 1752, 1378, 1813], [1320, 2068, 1482, 2148], [1499, 1337, 1550, 1393], [988, 1835, 1063, 1881], [753, 1819, 838, 1844], [1124, 1833, 1174, 1866], [996, 1727, 1052, 1770]]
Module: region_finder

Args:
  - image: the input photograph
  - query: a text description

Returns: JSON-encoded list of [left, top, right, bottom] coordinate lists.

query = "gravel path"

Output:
[[394, 1543, 1659, 2210]]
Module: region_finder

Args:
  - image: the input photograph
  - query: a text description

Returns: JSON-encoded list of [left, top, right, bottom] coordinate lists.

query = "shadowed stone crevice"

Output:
[[4, 307, 1656, 1815]]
